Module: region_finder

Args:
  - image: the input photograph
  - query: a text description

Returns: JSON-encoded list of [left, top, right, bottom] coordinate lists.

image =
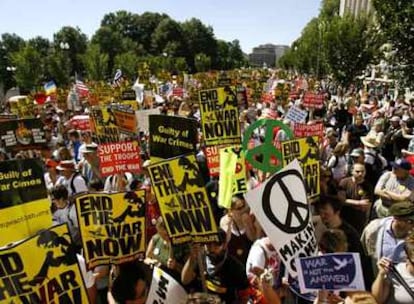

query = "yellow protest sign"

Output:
[[0, 224, 90, 303], [89, 106, 120, 144], [75, 191, 146, 268], [281, 136, 320, 198], [148, 154, 218, 244], [199, 87, 241, 146], [218, 146, 247, 209], [0, 159, 51, 247]]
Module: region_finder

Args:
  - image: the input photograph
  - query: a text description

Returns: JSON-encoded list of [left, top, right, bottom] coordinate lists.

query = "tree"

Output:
[[53, 26, 88, 76], [113, 51, 139, 80], [0, 33, 25, 91], [181, 18, 217, 71], [325, 13, 379, 86], [82, 44, 108, 81], [372, 0, 414, 88], [134, 12, 170, 54], [27, 36, 50, 58], [194, 53, 211, 72], [10, 45, 43, 91], [152, 18, 188, 58]]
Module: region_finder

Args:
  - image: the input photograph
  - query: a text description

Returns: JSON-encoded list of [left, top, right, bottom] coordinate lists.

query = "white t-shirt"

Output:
[[387, 262, 414, 304], [77, 254, 95, 289]]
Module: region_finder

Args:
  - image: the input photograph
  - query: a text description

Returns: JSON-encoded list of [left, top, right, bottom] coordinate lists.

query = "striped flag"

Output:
[[112, 69, 123, 88], [44, 81, 57, 95], [75, 80, 89, 98]]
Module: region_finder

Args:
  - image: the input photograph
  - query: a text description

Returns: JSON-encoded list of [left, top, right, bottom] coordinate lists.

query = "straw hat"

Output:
[[360, 135, 379, 148]]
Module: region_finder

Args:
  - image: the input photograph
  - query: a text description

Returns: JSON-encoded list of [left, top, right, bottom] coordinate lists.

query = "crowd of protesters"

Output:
[[1, 70, 414, 304]]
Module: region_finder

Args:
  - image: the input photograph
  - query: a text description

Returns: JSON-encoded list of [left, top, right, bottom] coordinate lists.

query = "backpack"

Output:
[[70, 172, 88, 195], [365, 152, 385, 177]]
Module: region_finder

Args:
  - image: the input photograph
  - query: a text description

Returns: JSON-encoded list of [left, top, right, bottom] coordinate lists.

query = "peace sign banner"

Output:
[[245, 159, 318, 277], [74, 191, 146, 269]]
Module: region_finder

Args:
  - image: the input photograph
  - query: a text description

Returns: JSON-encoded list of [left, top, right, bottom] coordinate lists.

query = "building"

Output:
[[249, 44, 290, 68], [339, 0, 373, 17]]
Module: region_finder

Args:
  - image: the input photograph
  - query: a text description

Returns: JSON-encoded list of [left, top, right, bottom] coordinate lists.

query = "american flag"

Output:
[[75, 80, 89, 98], [112, 69, 123, 88]]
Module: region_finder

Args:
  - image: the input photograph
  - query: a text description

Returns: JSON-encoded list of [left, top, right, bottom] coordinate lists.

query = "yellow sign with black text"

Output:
[[148, 154, 218, 245], [75, 191, 146, 269]]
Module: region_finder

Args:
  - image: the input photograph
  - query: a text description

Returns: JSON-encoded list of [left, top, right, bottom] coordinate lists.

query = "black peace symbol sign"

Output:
[[262, 169, 309, 234], [242, 119, 293, 173]]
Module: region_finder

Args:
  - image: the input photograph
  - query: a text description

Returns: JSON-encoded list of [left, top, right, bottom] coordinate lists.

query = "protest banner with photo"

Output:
[[303, 92, 324, 109], [245, 160, 318, 277], [296, 253, 365, 293], [0, 224, 90, 303], [149, 115, 198, 159], [98, 140, 142, 177], [136, 108, 161, 133], [148, 154, 218, 245], [294, 122, 324, 139], [0, 118, 47, 153], [112, 105, 138, 135], [0, 158, 51, 247], [218, 146, 247, 209], [199, 87, 241, 146], [285, 106, 308, 123], [281, 136, 320, 198], [75, 191, 146, 269], [146, 266, 188, 304], [89, 106, 120, 144]]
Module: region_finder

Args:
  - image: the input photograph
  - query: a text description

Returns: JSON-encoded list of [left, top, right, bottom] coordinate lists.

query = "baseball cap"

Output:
[[391, 159, 412, 171], [389, 202, 414, 220]]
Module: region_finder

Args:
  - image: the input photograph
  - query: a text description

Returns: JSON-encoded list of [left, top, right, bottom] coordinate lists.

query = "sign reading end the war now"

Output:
[[148, 154, 218, 245]]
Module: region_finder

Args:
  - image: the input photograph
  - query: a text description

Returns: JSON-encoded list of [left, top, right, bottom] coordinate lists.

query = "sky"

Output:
[[0, 0, 321, 54]]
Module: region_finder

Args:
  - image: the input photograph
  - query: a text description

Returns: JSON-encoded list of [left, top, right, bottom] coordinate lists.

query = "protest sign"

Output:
[[0, 118, 47, 153], [98, 140, 141, 177], [0, 159, 51, 247], [204, 144, 230, 176], [75, 191, 146, 268], [89, 106, 120, 144], [112, 105, 138, 135], [281, 137, 320, 198], [294, 122, 324, 139], [0, 224, 89, 303], [296, 253, 365, 293], [218, 146, 247, 209], [245, 160, 318, 277], [136, 108, 161, 133], [66, 115, 91, 131], [8, 95, 35, 118], [148, 154, 218, 245], [146, 266, 188, 304], [285, 106, 308, 123], [149, 115, 198, 159], [303, 92, 324, 109], [242, 119, 294, 174], [199, 87, 241, 146]]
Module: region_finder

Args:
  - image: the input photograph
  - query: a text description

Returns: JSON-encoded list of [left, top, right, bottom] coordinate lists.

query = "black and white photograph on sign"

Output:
[[245, 159, 318, 277]]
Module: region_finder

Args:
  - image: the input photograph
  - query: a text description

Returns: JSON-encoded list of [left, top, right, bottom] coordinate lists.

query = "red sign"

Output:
[[67, 115, 91, 131], [98, 141, 141, 177], [172, 87, 184, 98], [204, 144, 230, 176], [303, 92, 324, 109], [294, 122, 324, 139]]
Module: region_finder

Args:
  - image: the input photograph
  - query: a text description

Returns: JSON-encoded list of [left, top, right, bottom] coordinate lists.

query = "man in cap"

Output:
[[362, 202, 414, 267], [374, 158, 414, 217], [56, 160, 88, 196], [81, 143, 102, 185]]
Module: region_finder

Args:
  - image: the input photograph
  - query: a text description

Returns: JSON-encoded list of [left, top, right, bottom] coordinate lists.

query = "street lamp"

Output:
[[59, 42, 69, 50], [6, 66, 16, 72]]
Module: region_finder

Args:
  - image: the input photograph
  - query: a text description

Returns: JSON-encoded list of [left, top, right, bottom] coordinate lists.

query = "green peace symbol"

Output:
[[242, 119, 294, 173]]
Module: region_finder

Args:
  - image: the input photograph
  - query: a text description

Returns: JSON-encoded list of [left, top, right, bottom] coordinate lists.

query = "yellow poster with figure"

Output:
[[281, 136, 320, 198], [147, 154, 218, 245], [218, 146, 248, 209], [0, 224, 90, 303], [75, 191, 146, 269], [89, 105, 120, 144], [199, 86, 241, 146]]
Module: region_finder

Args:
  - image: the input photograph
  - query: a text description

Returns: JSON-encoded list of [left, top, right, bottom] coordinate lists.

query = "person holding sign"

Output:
[[145, 217, 190, 281], [372, 233, 414, 304]]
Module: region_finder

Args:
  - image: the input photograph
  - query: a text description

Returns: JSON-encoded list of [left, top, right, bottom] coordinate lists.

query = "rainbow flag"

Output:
[[44, 81, 57, 95]]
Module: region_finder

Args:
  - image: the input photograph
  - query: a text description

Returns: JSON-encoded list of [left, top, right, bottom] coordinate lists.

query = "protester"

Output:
[[56, 159, 88, 196]]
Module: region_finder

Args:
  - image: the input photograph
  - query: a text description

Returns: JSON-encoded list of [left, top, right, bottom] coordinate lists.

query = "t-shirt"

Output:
[[387, 262, 414, 304]]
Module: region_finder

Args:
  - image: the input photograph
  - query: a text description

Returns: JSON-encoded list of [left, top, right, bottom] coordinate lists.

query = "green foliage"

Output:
[[82, 44, 108, 81], [372, 0, 414, 88], [113, 51, 139, 79], [195, 53, 211, 72], [11, 45, 43, 91]]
